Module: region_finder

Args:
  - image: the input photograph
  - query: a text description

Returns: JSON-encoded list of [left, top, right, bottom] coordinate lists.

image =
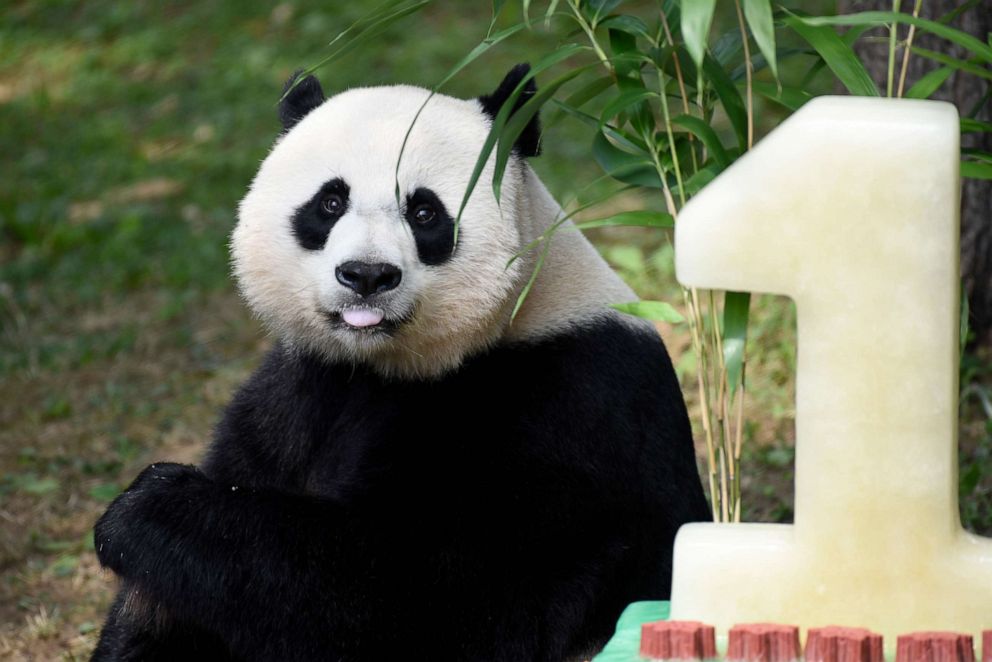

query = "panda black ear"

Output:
[[279, 70, 326, 132], [477, 63, 542, 158]]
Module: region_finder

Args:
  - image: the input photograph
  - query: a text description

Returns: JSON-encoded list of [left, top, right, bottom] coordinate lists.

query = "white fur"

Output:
[[233, 83, 648, 379]]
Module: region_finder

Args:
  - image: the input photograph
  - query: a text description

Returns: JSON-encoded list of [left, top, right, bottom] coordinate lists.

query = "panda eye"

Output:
[[413, 204, 436, 225], [320, 194, 345, 216]]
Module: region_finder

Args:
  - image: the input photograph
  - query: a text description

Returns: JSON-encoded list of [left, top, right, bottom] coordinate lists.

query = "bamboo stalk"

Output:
[[733, 371, 746, 522], [683, 286, 719, 520], [733, 0, 754, 149], [659, 8, 699, 172], [896, 0, 924, 98], [886, 0, 904, 97]]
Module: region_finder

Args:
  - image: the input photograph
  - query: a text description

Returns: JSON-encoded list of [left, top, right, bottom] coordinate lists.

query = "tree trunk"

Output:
[[841, 1, 991, 348]]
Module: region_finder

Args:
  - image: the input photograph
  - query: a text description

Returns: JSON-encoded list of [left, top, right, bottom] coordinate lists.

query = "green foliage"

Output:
[[802, 11, 992, 64], [88, 482, 123, 502], [575, 210, 673, 229], [610, 301, 685, 324], [742, 0, 778, 81], [961, 352, 992, 533], [4, 473, 60, 497], [906, 66, 954, 99], [782, 12, 879, 96], [723, 292, 750, 399], [681, 0, 717, 72]]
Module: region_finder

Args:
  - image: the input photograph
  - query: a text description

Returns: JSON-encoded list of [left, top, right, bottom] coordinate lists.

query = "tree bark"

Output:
[[841, 1, 991, 348]]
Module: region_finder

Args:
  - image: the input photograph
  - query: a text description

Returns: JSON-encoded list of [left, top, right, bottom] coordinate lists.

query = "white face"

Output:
[[232, 85, 524, 378]]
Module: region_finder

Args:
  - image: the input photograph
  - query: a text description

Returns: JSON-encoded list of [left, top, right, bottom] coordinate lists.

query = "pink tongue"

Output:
[[342, 308, 384, 328]]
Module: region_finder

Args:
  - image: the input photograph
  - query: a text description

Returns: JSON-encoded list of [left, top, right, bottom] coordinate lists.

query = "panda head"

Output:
[[232, 65, 545, 379]]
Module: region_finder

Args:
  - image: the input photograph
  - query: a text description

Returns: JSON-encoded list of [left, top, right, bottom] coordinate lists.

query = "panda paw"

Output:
[[94, 462, 204, 577]]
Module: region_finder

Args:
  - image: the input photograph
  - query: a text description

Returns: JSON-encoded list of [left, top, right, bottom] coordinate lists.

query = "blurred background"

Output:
[[1, 2, 988, 659]]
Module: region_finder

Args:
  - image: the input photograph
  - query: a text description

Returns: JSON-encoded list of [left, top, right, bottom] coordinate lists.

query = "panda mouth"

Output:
[[321, 307, 399, 334], [342, 307, 384, 328]]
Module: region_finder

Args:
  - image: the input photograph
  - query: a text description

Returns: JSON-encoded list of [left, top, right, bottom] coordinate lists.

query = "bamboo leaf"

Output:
[[961, 460, 981, 495], [732, 46, 810, 80], [510, 233, 553, 322], [681, 0, 717, 71], [671, 114, 730, 168], [493, 63, 592, 201], [609, 28, 647, 93], [963, 149, 992, 164], [961, 118, 992, 133], [584, 0, 622, 23], [607, 37, 656, 137], [598, 14, 652, 38], [434, 23, 529, 90], [611, 301, 685, 324], [742, 0, 778, 80], [592, 131, 663, 188], [303, 1, 431, 77], [798, 12, 992, 65], [968, 89, 992, 119], [962, 161, 992, 180], [798, 58, 828, 88], [723, 291, 750, 399], [451, 40, 586, 235], [544, 0, 561, 28], [910, 46, 992, 82], [394, 21, 529, 211], [703, 54, 749, 150], [905, 66, 954, 99], [712, 23, 743, 67], [322, 0, 419, 54], [561, 73, 615, 109], [841, 23, 875, 47], [598, 89, 658, 130], [782, 12, 879, 97], [555, 101, 650, 153], [752, 80, 812, 110], [939, 0, 981, 27], [449, 83, 519, 235], [506, 182, 638, 270], [545, 73, 614, 127], [574, 210, 674, 229], [552, 99, 604, 128], [683, 165, 719, 196]]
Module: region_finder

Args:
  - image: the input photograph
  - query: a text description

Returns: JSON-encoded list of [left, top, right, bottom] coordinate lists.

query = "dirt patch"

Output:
[[0, 288, 266, 659]]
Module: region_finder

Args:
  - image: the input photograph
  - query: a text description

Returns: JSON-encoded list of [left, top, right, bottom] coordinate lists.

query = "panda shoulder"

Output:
[[502, 167, 660, 347]]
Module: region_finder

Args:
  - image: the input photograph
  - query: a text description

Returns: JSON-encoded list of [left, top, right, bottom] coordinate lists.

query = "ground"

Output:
[[2, 2, 989, 660]]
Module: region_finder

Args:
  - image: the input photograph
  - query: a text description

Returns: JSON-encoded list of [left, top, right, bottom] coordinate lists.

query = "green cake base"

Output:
[[592, 601, 670, 661]]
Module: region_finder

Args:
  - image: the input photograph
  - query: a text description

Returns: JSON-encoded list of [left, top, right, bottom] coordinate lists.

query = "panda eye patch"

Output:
[[291, 177, 350, 251], [405, 187, 456, 266]]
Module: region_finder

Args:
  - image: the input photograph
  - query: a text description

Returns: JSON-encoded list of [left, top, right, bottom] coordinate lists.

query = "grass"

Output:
[[1, 1, 989, 658]]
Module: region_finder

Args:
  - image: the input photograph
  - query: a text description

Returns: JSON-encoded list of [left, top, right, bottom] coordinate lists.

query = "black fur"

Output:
[[291, 177, 350, 251], [92, 318, 709, 661], [478, 63, 542, 158], [405, 187, 456, 265], [279, 70, 326, 132]]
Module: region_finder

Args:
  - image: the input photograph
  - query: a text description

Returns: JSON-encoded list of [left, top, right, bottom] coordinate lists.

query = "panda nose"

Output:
[[335, 261, 403, 297]]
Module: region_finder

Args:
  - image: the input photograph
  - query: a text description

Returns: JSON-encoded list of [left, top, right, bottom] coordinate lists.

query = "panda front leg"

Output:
[[91, 582, 234, 661], [92, 461, 628, 661], [93, 462, 379, 661]]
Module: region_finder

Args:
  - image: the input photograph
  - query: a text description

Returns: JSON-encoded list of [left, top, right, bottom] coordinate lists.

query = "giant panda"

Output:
[[91, 64, 711, 662]]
